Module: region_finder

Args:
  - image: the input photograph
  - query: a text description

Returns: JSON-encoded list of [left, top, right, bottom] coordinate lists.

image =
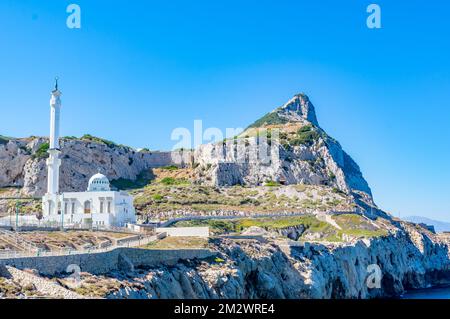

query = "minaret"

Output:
[[46, 78, 62, 199]]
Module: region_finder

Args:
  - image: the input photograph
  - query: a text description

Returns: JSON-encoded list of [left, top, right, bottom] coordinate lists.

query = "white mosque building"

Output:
[[41, 80, 137, 228]]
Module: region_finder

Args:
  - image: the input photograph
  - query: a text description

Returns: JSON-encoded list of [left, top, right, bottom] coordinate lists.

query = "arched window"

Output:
[[84, 201, 91, 214], [100, 201, 104, 214], [107, 201, 111, 214]]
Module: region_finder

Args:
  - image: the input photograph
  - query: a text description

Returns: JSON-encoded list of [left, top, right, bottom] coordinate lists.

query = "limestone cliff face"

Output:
[[107, 224, 450, 299], [0, 138, 35, 187], [0, 137, 181, 196], [273, 94, 319, 126], [1, 94, 371, 201], [193, 94, 372, 198]]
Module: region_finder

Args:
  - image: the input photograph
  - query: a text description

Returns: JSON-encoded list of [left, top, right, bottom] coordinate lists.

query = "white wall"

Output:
[[156, 227, 209, 238], [42, 190, 136, 227]]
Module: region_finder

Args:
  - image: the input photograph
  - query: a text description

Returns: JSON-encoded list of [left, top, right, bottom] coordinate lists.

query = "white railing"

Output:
[[0, 234, 158, 260], [0, 218, 142, 236], [0, 228, 40, 253]]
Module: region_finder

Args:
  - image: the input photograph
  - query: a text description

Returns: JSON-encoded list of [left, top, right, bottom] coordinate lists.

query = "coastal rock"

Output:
[[103, 224, 450, 299]]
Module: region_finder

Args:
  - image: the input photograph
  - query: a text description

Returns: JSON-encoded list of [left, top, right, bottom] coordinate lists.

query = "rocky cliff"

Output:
[[0, 136, 185, 196], [1, 92, 449, 299], [193, 94, 372, 198], [2, 94, 371, 202], [30, 222, 446, 299]]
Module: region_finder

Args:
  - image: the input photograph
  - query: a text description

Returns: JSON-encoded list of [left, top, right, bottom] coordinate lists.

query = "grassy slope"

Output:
[[173, 214, 388, 242], [132, 182, 354, 215]]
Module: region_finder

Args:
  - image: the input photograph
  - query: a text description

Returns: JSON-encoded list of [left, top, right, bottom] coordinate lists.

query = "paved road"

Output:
[[159, 211, 345, 227]]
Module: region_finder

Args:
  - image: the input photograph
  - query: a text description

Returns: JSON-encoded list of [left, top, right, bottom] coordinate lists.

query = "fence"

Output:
[[0, 218, 143, 236], [0, 228, 40, 253], [0, 233, 160, 260]]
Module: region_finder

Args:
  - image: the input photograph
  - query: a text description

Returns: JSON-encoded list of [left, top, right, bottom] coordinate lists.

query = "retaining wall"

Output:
[[156, 227, 210, 237], [0, 247, 217, 276]]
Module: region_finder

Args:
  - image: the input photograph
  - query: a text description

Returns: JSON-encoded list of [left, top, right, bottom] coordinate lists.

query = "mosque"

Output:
[[41, 80, 137, 228]]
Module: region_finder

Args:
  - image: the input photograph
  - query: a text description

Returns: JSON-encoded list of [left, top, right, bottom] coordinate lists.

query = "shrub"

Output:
[[265, 180, 280, 187], [81, 134, 117, 148], [161, 165, 179, 171], [110, 171, 152, 190], [290, 125, 320, 146], [33, 142, 49, 159], [152, 194, 164, 201], [160, 177, 189, 186]]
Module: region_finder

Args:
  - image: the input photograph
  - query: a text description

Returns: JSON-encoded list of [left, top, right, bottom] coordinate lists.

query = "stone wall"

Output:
[[156, 227, 210, 237], [0, 247, 217, 276]]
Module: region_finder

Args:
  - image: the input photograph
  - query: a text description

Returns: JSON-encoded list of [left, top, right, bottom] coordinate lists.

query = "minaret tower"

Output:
[[43, 78, 62, 215]]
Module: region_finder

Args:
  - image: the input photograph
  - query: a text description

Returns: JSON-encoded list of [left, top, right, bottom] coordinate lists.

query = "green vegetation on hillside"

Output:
[[144, 236, 209, 250], [173, 215, 337, 240], [333, 214, 388, 238], [80, 134, 117, 148], [161, 165, 179, 171], [110, 171, 153, 190], [0, 135, 10, 145], [160, 177, 189, 186], [32, 142, 49, 159], [290, 125, 321, 146], [132, 184, 353, 214], [265, 180, 280, 187], [247, 110, 288, 129], [173, 214, 388, 242]]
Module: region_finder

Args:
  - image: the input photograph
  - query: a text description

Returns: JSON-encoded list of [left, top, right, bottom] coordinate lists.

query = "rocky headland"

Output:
[[1, 93, 449, 299]]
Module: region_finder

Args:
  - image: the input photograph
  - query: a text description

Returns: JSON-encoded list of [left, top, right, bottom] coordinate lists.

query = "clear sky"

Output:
[[0, 1, 449, 221]]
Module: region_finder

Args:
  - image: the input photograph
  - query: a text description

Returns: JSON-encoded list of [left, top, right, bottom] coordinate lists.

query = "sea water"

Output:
[[401, 286, 450, 299]]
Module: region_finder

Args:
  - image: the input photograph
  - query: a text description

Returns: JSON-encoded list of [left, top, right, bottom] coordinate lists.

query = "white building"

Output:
[[42, 80, 137, 228]]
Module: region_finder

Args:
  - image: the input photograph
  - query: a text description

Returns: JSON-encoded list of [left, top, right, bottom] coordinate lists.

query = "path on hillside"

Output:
[[160, 210, 355, 227]]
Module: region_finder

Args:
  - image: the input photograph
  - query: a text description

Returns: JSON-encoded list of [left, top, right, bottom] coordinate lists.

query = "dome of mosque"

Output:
[[87, 173, 111, 192]]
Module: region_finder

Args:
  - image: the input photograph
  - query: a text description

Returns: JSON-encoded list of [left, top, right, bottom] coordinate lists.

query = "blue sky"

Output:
[[0, 1, 449, 221]]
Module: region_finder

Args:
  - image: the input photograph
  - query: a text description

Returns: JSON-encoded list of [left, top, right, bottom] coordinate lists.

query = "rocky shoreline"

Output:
[[104, 225, 449, 299], [1, 221, 442, 299]]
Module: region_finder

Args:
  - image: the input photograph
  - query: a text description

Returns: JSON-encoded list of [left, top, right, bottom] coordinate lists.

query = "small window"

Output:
[[84, 201, 91, 214]]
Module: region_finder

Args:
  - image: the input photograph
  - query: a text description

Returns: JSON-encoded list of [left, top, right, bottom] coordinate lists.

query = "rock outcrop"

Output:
[[102, 223, 449, 299], [1, 221, 449, 299], [0, 137, 186, 196], [1, 94, 372, 203], [193, 94, 372, 199]]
